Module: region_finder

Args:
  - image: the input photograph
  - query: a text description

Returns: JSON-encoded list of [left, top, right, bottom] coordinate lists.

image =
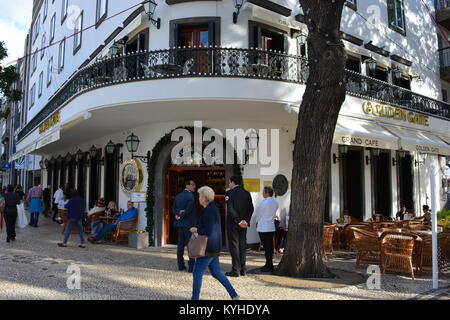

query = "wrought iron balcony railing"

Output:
[[17, 47, 449, 142]]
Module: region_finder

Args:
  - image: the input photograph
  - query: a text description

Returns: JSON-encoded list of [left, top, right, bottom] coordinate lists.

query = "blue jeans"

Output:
[[29, 212, 40, 227], [95, 223, 117, 241], [177, 227, 195, 270], [63, 219, 85, 244], [91, 220, 103, 234], [192, 256, 238, 300]]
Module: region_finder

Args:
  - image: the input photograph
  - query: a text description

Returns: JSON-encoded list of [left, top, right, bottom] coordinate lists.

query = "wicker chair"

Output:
[[380, 231, 418, 279], [111, 218, 137, 244], [352, 228, 381, 267], [416, 234, 450, 274], [344, 224, 368, 250], [322, 224, 336, 259]]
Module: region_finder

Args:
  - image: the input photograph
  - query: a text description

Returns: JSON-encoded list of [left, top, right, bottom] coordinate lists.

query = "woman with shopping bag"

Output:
[[15, 185, 28, 229], [189, 186, 239, 300]]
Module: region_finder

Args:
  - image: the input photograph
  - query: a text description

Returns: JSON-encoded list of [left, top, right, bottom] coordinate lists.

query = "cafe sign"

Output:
[[363, 101, 429, 127], [39, 111, 60, 134]]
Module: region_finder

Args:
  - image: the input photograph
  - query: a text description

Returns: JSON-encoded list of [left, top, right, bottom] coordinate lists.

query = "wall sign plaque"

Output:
[[272, 174, 288, 197], [120, 158, 144, 193]]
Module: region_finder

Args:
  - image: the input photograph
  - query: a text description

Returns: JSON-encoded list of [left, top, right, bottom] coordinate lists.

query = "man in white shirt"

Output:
[[254, 186, 279, 272], [52, 185, 64, 221]]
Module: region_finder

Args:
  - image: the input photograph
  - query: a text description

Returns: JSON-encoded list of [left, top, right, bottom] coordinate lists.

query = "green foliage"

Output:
[[437, 208, 450, 220], [0, 41, 22, 102], [145, 126, 243, 246]]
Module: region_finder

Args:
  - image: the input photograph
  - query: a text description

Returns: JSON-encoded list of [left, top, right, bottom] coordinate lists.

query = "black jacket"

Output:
[[4, 192, 20, 215], [225, 186, 254, 227]]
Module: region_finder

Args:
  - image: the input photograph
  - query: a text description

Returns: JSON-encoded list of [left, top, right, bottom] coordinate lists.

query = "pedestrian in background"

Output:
[[189, 186, 239, 300], [172, 180, 197, 272], [4, 185, 20, 242], [27, 182, 43, 228], [254, 186, 278, 272], [43, 185, 51, 217], [225, 176, 254, 277], [52, 184, 64, 221], [58, 189, 85, 248]]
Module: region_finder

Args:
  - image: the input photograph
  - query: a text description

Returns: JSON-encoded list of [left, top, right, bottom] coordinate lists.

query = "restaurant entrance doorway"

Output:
[[342, 149, 364, 220], [164, 162, 226, 245], [374, 151, 392, 218]]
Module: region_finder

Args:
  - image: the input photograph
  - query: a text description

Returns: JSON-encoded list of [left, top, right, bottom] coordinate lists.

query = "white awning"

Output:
[[9, 128, 60, 162], [383, 126, 450, 156], [437, 134, 450, 145], [333, 117, 399, 150]]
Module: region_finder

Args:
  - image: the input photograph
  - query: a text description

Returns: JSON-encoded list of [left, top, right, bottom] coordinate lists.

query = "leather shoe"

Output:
[[225, 271, 239, 277], [240, 270, 246, 276], [260, 266, 274, 273], [179, 266, 187, 271]]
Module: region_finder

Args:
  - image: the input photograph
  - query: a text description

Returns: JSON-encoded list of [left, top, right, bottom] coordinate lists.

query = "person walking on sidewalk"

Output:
[[189, 186, 239, 300], [52, 185, 64, 221], [43, 185, 51, 217], [172, 180, 197, 272], [57, 189, 86, 248], [27, 182, 43, 228], [4, 185, 21, 242]]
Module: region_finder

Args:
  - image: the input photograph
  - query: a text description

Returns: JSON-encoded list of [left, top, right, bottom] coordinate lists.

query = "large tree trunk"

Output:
[[275, 0, 347, 278]]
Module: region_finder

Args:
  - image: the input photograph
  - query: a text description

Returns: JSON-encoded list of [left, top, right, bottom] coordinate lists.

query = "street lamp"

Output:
[[245, 130, 259, 164], [143, 0, 161, 29], [233, 0, 244, 24], [109, 41, 119, 56], [44, 159, 49, 169], [392, 148, 407, 166], [105, 140, 116, 155], [333, 144, 348, 164], [367, 57, 376, 76], [125, 133, 150, 163], [415, 153, 428, 167], [394, 67, 403, 81], [366, 148, 380, 165], [297, 31, 307, 45]]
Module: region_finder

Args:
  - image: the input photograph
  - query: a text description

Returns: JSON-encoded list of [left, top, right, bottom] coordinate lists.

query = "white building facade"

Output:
[[12, 0, 450, 246]]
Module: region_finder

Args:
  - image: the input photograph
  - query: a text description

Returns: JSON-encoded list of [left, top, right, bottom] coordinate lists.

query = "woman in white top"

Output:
[[254, 186, 279, 272]]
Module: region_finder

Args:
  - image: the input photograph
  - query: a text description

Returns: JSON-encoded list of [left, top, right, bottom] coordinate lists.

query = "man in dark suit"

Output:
[[225, 176, 254, 277], [172, 180, 197, 272]]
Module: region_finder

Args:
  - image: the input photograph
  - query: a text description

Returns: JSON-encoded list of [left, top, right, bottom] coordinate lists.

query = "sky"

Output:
[[0, 0, 33, 66]]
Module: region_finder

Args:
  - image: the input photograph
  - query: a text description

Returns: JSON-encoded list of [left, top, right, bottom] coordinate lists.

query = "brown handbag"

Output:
[[188, 233, 208, 259]]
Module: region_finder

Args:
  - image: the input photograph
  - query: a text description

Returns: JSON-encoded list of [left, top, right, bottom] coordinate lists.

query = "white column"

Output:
[[430, 164, 438, 289], [363, 148, 372, 221], [391, 149, 398, 217], [330, 144, 341, 223]]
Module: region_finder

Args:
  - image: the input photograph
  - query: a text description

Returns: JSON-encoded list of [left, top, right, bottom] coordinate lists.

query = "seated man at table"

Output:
[[88, 201, 138, 244], [421, 205, 432, 224], [396, 204, 407, 221]]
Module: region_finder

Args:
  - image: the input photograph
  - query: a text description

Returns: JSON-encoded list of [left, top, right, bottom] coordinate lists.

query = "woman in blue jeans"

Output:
[[57, 189, 86, 248], [189, 186, 239, 300]]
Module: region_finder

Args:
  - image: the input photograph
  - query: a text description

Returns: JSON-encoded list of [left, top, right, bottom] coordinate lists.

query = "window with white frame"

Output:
[[30, 83, 36, 108], [43, 0, 48, 21], [31, 53, 37, 74], [47, 57, 53, 85], [73, 11, 83, 54], [388, 0, 405, 34], [61, 0, 68, 23], [96, 0, 107, 24], [41, 33, 46, 59], [58, 39, 65, 72], [50, 14, 56, 43], [38, 72, 43, 97]]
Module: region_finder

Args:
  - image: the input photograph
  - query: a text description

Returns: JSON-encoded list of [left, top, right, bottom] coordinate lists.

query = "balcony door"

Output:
[[178, 25, 210, 74]]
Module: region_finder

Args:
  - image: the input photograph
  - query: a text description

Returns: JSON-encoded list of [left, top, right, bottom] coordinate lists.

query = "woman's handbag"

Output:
[[188, 233, 208, 259]]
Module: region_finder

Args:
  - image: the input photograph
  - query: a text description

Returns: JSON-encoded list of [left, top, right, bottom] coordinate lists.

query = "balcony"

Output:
[[17, 47, 450, 142], [439, 47, 450, 82], [436, 0, 450, 29]]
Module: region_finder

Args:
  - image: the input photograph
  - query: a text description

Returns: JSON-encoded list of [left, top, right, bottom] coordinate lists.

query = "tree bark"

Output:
[[275, 0, 347, 278]]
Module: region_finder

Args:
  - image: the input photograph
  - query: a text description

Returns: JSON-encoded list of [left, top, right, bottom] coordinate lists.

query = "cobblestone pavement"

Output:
[[0, 213, 449, 300]]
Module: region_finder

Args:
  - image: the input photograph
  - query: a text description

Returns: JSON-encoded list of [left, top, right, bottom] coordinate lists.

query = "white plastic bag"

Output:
[[16, 202, 28, 229]]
